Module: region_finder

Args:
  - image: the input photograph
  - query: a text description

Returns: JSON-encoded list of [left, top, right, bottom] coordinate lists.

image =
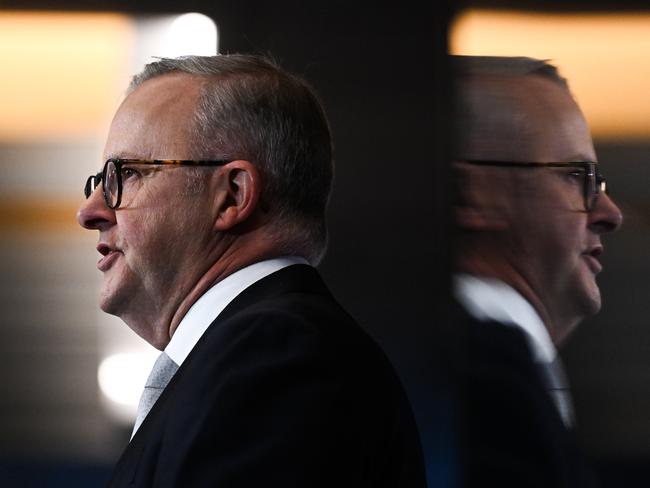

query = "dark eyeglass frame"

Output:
[[461, 160, 607, 212], [84, 158, 231, 210]]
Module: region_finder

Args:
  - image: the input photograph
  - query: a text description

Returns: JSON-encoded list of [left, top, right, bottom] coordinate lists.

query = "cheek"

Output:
[[539, 216, 588, 282], [512, 212, 584, 271], [118, 212, 166, 264], [116, 191, 213, 272], [147, 207, 210, 260], [556, 214, 587, 250]]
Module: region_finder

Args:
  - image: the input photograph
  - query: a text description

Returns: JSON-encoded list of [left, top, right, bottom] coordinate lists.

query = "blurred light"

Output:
[[0, 11, 134, 143], [0, 198, 81, 231], [164, 13, 218, 57], [450, 10, 650, 140], [98, 352, 159, 421], [129, 13, 218, 81], [0, 11, 218, 144]]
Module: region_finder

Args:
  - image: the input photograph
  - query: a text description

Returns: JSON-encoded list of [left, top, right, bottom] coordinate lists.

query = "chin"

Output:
[[556, 282, 601, 346], [98, 279, 131, 318], [584, 280, 602, 316], [99, 293, 123, 318], [573, 272, 602, 317]]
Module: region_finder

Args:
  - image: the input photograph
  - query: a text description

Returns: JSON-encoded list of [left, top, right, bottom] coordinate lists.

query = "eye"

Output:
[[121, 167, 140, 180], [566, 170, 584, 184]]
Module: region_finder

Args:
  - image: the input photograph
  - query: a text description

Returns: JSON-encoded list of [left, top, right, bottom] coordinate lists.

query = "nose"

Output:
[[588, 192, 623, 234], [77, 183, 116, 230]]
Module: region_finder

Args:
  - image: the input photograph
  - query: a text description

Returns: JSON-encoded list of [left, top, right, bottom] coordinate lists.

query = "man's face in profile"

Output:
[[77, 73, 218, 347], [460, 74, 623, 342]]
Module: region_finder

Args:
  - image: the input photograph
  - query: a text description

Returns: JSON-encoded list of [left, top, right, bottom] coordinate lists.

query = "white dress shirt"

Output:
[[454, 273, 577, 427], [453, 273, 556, 364], [165, 256, 309, 367]]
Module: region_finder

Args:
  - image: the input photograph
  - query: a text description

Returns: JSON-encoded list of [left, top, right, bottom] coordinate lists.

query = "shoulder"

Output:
[[206, 264, 386, 364], [451, 298, 537, 373], [173, 265, 406, 409], [152, 266, 425, 487], [452, 302, 598, 487]]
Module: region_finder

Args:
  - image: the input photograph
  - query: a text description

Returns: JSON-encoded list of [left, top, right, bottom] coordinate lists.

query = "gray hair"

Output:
[[450, 55, 567, 88], [450, 55, 573, 161], [129, 54, 334, 264]]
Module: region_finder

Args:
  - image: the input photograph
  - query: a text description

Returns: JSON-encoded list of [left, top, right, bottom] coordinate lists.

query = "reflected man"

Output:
[[451, 55, 622, 487]]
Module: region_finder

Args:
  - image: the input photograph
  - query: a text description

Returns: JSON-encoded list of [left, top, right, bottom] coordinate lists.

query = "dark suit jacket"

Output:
[[107, 264, 425, 487], [452, 300, 600, 488]]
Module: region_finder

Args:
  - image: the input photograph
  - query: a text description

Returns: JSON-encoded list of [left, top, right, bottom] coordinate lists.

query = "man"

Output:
[[78, 54, 424, 487], [451, 55, 623, 487]]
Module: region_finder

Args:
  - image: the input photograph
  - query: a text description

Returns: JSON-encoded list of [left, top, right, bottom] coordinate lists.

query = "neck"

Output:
[[167, 232, 282, 339], [457, 249, 575, 346]]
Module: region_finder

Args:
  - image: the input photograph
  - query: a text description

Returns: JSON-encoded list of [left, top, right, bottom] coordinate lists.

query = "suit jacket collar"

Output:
[[166, 257, 308, 366]]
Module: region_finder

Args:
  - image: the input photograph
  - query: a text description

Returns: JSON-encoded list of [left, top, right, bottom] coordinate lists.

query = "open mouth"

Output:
[[583, 246, 603, 274], [97, 244, 121, 271]]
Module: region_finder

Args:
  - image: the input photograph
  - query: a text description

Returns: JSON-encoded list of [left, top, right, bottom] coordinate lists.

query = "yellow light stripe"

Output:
[[450, 10, 650, 140], [0, 199, 84, 231], [0, 11, 134, 143]]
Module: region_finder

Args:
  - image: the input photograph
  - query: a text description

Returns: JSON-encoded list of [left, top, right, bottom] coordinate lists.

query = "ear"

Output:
[[212, 160, 262, 231], [454, 163, 511, 232]]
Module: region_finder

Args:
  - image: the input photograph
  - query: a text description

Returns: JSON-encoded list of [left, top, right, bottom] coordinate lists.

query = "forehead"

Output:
[[456, 73, 596, 164], [104, 73, 203, 160]]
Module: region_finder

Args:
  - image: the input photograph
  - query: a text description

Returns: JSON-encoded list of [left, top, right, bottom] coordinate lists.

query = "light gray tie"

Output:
[[131, 352, 179, 438], [538, 356, 575, 428]]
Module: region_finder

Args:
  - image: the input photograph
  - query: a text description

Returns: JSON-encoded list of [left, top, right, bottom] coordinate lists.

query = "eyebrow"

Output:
[[565, 155, 598, 163], [104, 152, 143, 160]]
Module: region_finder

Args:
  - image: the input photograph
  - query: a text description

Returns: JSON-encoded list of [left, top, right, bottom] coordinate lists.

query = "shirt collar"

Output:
[[454, 273, 556, 364], [165, 256, 309, 366]]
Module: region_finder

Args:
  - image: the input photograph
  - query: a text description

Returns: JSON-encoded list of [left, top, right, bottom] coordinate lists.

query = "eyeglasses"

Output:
[[462, 160, 607, 212], [84, 158, 230, 210]]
